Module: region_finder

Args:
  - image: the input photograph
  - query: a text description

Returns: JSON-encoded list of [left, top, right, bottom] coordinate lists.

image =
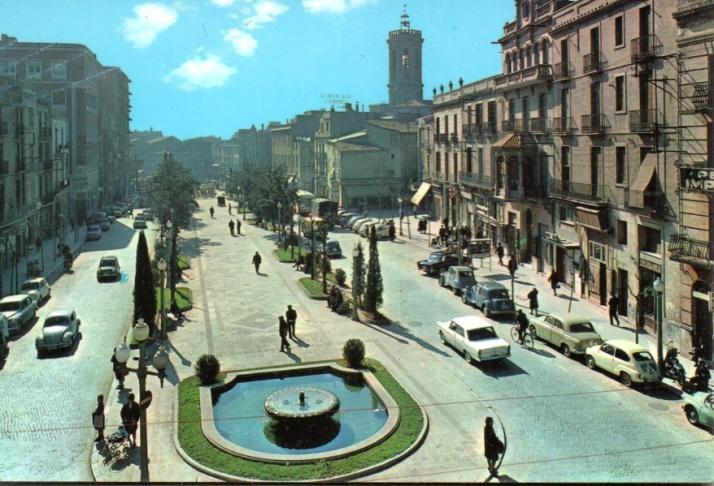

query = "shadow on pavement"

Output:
[[640, 384, 683, 401], [285, 349, 301, 363], [9, 315, 39, 341], [557, 293, 579, 302], [483, 274, 512, 282], [489, 473, 518, 483], [81, 223, 137, 252], [166, 339, 192, 367], [385, 320, 452, 357], [478, 359, 529, 377]]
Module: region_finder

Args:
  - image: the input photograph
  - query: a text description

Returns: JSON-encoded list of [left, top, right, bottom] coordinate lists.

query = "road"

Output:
[[0, 217, 156, 481]]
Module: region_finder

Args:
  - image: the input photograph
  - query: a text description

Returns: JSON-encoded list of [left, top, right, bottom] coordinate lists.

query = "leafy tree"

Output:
[[352, 242, 366, 308], [363, 226, 383, 312], [133, 231, 157, 335], [147, 152, 200, 227], [239, 166, 297, 224]]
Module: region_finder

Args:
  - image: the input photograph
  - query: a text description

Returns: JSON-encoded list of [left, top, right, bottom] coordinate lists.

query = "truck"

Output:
[[311, 198, 338, 228]]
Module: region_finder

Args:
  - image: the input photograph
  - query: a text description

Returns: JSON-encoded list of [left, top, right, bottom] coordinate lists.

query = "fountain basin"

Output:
[[264, 386, 340, 421]]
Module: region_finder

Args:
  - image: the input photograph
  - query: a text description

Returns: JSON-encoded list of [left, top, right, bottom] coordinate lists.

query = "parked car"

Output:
[[0, 315, 9, 360], [358, 221, 379, 237], [439, 266, 476, 295], [97, 256, 121, 281], [585, 339, 661, 387], [325, 240, 342, 258], [353, 218, 376, 233], [0, 294, 37, 335], [142, 209, 154, 220], [99, 218, 111, 231], [20, 278, 51, 304], [348, 216, 368, 229], [437, 315, 510, 364], [35, 310, 81, 355], [462, 281, 515, 318], [683, 391, 714, 429], [417, 251, 459, 276], [361, 223, 390, 240], [86, 225, 102, 241], [133, 218, 147, 229], [338, 212, 356, 227], [529, 313, 603, 357]]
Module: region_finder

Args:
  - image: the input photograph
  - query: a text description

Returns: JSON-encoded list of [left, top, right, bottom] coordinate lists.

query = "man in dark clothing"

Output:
[[484, 416, 504, 476], [496, 242, 505, 266], [527, 288, 539, 316], [120, 393, 141, 447], [608, 294, 620, 326], [548, 271, 559, 296], [388, 222, 396, 242], [228, 219, 235, 236], [252, 252, 262, 274], [286, 305, 297, 340], [92, 394, 105, 442], [111, 349, 126, 389], [236, 219, 242, 235], [507, 257, 517, 277], [516, 309, 529, 343], [228, 203, 232, 215], [438, 226, 447, 245], [278, 316, 291, 352], [692, 359, 711, 392], [209, 206, 215, 219]]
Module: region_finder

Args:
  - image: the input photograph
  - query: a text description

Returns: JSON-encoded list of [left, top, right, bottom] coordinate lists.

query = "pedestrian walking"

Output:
[[507, 257, 517, 277], [209, 206, 215, 219], [548, 271, 559, 296], [279, 316, 291, 352], [252, 251, 262, 274], [228, 203, 232, 215], [608, 293, 620, 326], [496, 242, 505, 266], [120, 393, 141, 448], [286, 305, 297, 340], [111, 348, 126, 389], [92, 394, 105, 443], [438, 226, 447, 245], [527, 288, 539, 316], [236, 219, 242, 235], [484, 416, 504, 477], [228, 219, 235, 236], [388, 222, 396, 242]]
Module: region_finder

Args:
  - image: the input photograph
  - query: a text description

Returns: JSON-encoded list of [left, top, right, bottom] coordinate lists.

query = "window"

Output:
[[617, 220, 628, 245], [615, 146, 626, 184], [435, 152, 441, 173], [477, 147, 483, 174], [602, 343, 614, 355], [589, 241, 606, 262], [559, 205, 575, 223], [27, 60, 42, 79], [614, 348, 631, 362], [615, 15, 624, 47], [560, 88, 569, 118], [561, 146, 570, 183], [615, 75, 625, 112], [0, 59, 17, 77], [466, 147, 473, 173], [50, 60, 66, 80]]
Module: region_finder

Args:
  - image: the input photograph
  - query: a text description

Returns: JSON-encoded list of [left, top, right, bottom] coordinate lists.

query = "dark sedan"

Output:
[[417, 251, 459, 276], [462, 281, 515, 318]]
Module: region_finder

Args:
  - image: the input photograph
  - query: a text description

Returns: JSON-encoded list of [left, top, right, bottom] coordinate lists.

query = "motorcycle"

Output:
[[662, 348, 686, 387], [688, 361, 711, 392]]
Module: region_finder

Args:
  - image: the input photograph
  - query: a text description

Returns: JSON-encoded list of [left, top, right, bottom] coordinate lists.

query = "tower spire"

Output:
[[400, 2, 410, 29]]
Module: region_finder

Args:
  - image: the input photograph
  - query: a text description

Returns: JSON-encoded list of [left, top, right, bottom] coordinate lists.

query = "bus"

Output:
[[311, 198, 338, 228], [297, 190, 315, 216]]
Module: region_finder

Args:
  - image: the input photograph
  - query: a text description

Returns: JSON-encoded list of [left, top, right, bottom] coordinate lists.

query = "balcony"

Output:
[[436, 133, 448, 145], [529, 117, 547, 133], [494, 64, 552, 89], [14, 125, 31, 137], [449, 134, 460, 145], [583, 52, 601, 74], [581, 113, 606, 134], [629, 109, 658, 132], [482, 122, 498, 135], [553, 62, 573, 81], [552, 116, 573, 134], [435, 171, 445, 181], [631, 35, 656, 62], [675, 0, 714, 19], [669, 234, 711, 266], [690, 82, 710, 112], [513, 119, 528, 132], [459, 171, 493, 189], [39, 126, 51, 140], [502, 119, 515, 133], [550, 180, 604, 202]]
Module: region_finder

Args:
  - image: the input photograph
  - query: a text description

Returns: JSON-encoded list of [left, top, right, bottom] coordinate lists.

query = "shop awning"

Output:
[[492, 133, 536, 149], [410, 182, 432, 206], [630, 153, 658, 208], [543, 232, 580, 249], [576, 207, 609, 231]]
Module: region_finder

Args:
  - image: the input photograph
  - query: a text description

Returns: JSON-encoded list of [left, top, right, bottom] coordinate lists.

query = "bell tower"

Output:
[[387, 4, 423, 106]]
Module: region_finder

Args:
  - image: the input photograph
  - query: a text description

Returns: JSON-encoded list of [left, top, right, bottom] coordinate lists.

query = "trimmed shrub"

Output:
[[334, 268, 347, 286], [195, 354, 221, 386], [343, 339, 365, 368], [336, 300, 352, 316]]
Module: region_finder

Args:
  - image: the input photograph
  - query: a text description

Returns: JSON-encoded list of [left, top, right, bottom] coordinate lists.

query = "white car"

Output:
[[438, 315, 511, 363], [585, 339, 661, 387], [20, 278, 51, 304], [86, 225, 102, 241], [0, 294, 38, 335]]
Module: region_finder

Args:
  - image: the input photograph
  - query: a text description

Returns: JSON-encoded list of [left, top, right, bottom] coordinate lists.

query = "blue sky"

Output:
[[5, 0, 512, 139]]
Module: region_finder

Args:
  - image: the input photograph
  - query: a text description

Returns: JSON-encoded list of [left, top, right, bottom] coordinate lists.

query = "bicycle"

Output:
[[510, 325, 534, 349]]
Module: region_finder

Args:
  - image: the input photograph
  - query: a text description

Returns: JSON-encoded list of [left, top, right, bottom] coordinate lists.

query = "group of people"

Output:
[[278, 305, 298, 352], [689, 343, 711, 392], [228, 219, 242, 236], [92, 392, 141, 448]]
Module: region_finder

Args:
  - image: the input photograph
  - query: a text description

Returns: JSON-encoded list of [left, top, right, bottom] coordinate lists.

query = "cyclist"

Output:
[[516, 309, 529, 344]]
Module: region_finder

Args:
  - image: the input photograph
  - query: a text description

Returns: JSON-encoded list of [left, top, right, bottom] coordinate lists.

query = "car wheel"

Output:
[[529, 325, 537, 340], [561, 343, 572, 357], [439, 278, 445, 287], [439, 331, 446, 345], [620, 372, 633, 388], [684, 405, 699, 426], [461, 294, 467, 304], [452, 287, 458, 295], [464, 350, 473, 363], [484, 308, 491, 318], [585, 355, 596, 369]]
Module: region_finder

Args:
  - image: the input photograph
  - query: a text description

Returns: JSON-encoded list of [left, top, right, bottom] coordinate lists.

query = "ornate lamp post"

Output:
[[277, 201, 283, 242], [166, 217, 174, 306], [157, 258, 167, 340], [398, 197, 404, 236], [653, 277, 665, 370], [351, 246, 360, 322], [113, 319, 169, 483]]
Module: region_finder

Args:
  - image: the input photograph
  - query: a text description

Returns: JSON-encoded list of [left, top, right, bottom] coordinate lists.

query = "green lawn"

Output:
[[177, 358, 424, 481], [273, 247, 306, 263], [298, 277, 328, 300], [177, 255, 191, 270], [156, 286, 193, 311]]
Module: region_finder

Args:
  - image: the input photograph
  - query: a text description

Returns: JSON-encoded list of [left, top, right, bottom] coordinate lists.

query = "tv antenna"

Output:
[[320, 93, 351, 110]]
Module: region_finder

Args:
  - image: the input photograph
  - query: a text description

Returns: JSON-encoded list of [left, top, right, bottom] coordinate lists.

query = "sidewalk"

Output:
[[1, 225, 87, 297]]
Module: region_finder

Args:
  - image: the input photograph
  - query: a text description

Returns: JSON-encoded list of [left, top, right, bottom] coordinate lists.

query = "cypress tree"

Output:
[[364, 226, 383, 313], [352, 242, 366, 308], [133, 231, 157, 334]]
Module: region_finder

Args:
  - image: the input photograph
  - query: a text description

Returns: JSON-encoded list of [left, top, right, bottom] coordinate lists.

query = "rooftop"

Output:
[[368, 120, 417, 133]]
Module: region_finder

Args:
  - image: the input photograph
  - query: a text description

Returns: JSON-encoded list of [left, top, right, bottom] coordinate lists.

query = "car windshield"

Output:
[[467, 327, 497, 341], [459, 270, 474, 278], [43, 316, 68, 328], [633, 351, 654, 362], [487, 289, 509, 299], [428, 253, 443, 261], [569, 322, 595, 333], [21, 282, 39, 291], [327, 242, 340, 250], [0, 302, 21, 312], [101, 258, 117, 266]]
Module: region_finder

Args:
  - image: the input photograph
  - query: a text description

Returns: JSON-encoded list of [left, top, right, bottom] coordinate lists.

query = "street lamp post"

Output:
[[277, 202, 283, 244], [351, 246, 360, 322], [157, 258, 167, 340], [166, 217, 174, 306], [398, 197, 404, 237], [113, 319, 169, 483], [653, 277, 665, 370]]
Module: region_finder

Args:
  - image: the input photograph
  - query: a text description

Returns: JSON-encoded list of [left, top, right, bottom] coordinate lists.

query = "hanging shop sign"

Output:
[[680, 168, 714, 193]]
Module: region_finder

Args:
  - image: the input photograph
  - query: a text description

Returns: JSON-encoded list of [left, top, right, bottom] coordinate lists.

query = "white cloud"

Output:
[[211, 0, 235, 6], [242, 1, 288, 29], [223, 28, 258, 56], [164, 55, 236, 90], [302, 0, 375, 14], [122, 3, 178, 48]]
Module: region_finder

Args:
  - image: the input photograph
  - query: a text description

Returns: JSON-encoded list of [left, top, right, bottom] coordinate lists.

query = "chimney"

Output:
[[345, 102, 353, 112], [356, 102, 360, 112]]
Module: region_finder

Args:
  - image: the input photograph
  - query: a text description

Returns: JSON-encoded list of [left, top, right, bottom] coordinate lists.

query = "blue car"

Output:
[[462, 281, 515, 318]]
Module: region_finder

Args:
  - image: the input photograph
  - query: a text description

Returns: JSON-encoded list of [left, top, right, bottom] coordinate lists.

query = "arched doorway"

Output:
[[524, 209, 533, 263], [692, 280, 712, 361]]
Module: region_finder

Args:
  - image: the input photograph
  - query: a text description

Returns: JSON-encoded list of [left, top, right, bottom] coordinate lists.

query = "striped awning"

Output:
[[410, 182, 432, 206]]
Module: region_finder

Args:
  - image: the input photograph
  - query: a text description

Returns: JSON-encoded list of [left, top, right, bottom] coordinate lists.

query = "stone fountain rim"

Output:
[[263, 386, 340, 420]]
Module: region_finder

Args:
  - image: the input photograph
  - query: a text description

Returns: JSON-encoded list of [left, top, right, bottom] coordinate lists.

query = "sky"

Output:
[[4, 0, 513, 140]]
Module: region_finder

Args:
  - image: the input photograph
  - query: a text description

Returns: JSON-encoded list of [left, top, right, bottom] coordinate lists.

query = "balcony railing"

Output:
[[629, 109, 658, 132], [553, 62, 572, 81], [631, 35, 656, 61], [669, 234, 711, 265], [552, 116, 573, 134], [459, 171, 493, 189], [449, 134, 459, 144], [435, 171, 445, 181], [583, 52, 601, 74], [549, 179, 604, 202], [482, 121, 498, 135], [513, 119, 528, 132], [42, 159, 53, 171], [529, 117, 547, 132], [39, 126, 51, 140], [691, 82, 710, 111], [581, 113, 605, 134], [495, 64, 552, 88], [502, 119, 515, 133], [436, 133, 448, 144], [14, 125, 30, 137]]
